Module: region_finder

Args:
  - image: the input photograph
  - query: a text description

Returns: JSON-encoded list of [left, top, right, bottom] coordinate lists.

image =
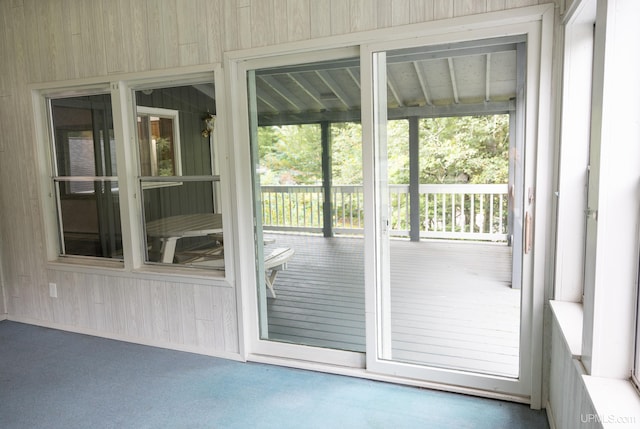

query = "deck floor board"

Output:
[[263, 233, 519, 377]]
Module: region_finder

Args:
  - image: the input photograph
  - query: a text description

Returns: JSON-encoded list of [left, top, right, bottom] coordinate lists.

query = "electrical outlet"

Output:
[[49, 282, 57, 298]]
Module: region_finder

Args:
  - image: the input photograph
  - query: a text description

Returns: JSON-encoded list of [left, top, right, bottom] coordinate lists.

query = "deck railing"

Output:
[[261, 183, 509, 241]]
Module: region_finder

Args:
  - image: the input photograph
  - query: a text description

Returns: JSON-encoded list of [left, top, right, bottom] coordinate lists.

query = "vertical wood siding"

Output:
[[0, 0, 545, 357], [549, 318, 601, 428]]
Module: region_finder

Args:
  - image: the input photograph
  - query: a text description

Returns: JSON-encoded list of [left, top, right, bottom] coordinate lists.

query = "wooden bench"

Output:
[[264, 247, 294, 298]]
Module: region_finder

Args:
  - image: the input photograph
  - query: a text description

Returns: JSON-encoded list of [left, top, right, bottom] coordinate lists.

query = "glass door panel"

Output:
[[374, 40, 524, 378], [247, 56, 365, 353]]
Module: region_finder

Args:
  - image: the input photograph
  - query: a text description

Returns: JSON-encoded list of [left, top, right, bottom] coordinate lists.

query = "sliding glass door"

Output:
[[365, 35, 535, 397], [245, 49, 367, 365], [235, 11, 551, 402]]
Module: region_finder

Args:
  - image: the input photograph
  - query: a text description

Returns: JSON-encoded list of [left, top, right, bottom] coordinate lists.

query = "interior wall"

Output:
[[548, 313, 600, 428], [0, 0, 550, 358]]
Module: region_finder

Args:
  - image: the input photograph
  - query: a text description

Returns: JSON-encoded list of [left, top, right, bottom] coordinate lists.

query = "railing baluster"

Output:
[[499, 193, 504, 233], [479, 194, 485, 233], [292, 190, 295, 226], [350, 189, 353, 227], [262, 196, 267, 225], [433, 193, 437, 232], [267, 192, 271, 225], [317, 189, 321, 227], [470, 193, 475, 233], [489, 193, 495, 234], [405, 192, 410, 230], [357, 190, 362, 228], [460, 193, 465, 232], [333, 188, 337, 228]]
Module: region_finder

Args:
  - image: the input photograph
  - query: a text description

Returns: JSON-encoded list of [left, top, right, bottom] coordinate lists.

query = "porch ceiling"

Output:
[[255, 36, 523, 125]]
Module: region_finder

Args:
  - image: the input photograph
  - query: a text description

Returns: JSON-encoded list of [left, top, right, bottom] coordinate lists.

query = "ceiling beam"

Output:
[[288, 73, 328, 110], [385, 36, 523, 64], [258, 75, 304, 113], [387, 71, 404, 107], [485, 53, 492, 102], [346, 67, 361, 89], [447, 58, 460, 104], [413, 61, 433, 106], [255, 88, 287, 114], [315, 70, 352, 109]]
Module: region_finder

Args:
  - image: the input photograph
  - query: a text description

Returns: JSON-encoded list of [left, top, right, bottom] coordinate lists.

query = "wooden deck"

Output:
[[262, 233, 519, 378]]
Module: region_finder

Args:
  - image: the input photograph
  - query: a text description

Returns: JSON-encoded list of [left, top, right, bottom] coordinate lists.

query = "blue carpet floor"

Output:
[[0, 321, 549, 428]]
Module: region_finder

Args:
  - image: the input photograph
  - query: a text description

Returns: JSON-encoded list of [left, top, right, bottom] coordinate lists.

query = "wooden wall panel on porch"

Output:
[[0, 0, 545, 358]]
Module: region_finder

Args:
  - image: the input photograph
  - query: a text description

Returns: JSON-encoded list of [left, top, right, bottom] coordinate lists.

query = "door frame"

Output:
[[226, 4, 554, 406], [230, 46, 367, 369], [361, 14, 553, 404]]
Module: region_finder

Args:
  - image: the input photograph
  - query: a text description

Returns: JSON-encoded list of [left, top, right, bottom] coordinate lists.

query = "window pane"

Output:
[[135, 85, 215, 177], [141, 180, 222, 269], [249, 55, 365, 351], [136, 108, 181, 177], [51, 95, 117, 177], [49, 95, 122, 260], [134, 81, 222, 271], [55, 180, 123, 258]]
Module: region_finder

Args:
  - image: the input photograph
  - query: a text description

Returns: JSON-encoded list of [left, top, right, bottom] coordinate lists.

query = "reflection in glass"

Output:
[[376, 41, 522, 378], [249, 56, 365, 352], [49, 95, 122, 259], [133, 82, 224, 271], [137, 107, 181, 178]]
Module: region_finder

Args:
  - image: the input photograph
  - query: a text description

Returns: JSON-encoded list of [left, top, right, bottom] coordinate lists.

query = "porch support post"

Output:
[[321, 121, 333, 237], [409, 116, 420, 242]]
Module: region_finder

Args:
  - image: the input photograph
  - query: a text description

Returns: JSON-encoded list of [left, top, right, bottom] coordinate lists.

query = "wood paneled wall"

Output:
[[548, 317, 600, 428], [0, 0, 544, 357]]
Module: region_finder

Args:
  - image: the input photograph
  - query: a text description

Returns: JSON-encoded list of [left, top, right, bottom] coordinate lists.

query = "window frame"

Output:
[[573, 0, 640, 382], [45, 90, 124, 261], [33, 67, 231, 280], [128, 79, 223, 271], [136, 105, 183, 187]]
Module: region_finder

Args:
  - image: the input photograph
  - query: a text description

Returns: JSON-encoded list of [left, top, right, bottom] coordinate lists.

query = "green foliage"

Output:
[[155, 137, 174, 176], [417, 115, 509, 184], [256, 115, 510, 237], [331, 122, 363, 185], [258, 124, 321, 185], [256, 115, 509, 186]]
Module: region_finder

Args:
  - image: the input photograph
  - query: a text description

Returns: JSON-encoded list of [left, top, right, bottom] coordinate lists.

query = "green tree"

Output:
[[417, 115, 509, 184], [257, 114, 509, 186], [258, 124, 321, 185], [331, 122, 363, 185]]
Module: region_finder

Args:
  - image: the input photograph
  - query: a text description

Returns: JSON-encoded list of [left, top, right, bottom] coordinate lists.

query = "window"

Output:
[[136, 106, 182, 182], [48, 94, 123, 259], [40, 72, 225, 273], [133, 82, 224, 269]]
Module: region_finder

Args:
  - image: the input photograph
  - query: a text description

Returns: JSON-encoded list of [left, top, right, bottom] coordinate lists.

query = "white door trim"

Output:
[[361, 11, 554, 405], [225, 4, 555, 405]]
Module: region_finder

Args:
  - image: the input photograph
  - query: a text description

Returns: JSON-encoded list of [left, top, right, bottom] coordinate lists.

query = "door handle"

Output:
[[525, 211, 532, 254]]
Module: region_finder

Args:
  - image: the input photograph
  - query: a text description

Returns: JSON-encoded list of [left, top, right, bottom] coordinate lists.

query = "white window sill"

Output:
[[550, 299, 583, 358], [47, 258, 231, 287], [582, 376, 640, 428], [48, 257, 125, 272]]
